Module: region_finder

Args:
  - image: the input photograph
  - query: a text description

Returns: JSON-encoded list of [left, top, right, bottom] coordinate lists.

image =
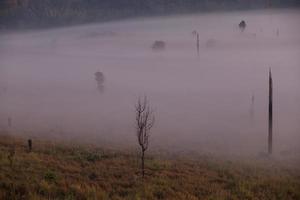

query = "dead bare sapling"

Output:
[[135, 96, 155, 177], [192, 30, 200, 56]]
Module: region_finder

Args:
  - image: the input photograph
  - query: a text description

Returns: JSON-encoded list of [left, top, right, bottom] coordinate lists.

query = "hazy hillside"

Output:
[[1, 0, 300, 29]]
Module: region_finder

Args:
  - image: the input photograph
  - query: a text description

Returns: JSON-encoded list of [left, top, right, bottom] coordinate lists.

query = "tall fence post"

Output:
[[268, 68, 273, 154]]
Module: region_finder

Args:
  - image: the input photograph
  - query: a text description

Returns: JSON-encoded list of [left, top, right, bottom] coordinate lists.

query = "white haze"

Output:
[[0, 9, 300, 156]]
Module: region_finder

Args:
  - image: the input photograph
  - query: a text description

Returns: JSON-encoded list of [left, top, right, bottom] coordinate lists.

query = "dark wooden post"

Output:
[[196, 33, 200, 56], [28, 139, 32, 152], [268, 68, 273, 154], [250, 94, 255, 123], [8, 117, 11, 128]]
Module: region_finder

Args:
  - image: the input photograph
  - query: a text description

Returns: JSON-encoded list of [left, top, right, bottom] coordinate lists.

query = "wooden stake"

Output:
[[196, 33, 200, 56], [268, 68, 273, 154]]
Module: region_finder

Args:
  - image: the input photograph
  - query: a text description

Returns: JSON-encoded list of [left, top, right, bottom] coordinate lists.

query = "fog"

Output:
[[1, 9, 300, 156]]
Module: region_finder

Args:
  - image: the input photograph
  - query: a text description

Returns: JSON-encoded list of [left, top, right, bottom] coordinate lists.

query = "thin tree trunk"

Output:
[[141, 149, 145, 177], [268, 69, 273, 154]]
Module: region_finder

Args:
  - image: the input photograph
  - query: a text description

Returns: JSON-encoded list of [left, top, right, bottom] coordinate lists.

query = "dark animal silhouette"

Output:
[[152, 41, 166, 51], [239, 20, 246, 32]]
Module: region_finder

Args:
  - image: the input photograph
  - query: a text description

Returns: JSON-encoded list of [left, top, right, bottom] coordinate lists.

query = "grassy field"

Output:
[[0, 133, 299, 200]]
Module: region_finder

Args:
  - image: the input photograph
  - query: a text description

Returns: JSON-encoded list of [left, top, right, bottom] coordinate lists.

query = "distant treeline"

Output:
[[0, 0, 299, 29]]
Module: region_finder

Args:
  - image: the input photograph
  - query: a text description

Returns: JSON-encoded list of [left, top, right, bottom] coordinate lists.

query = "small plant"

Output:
[[153, 189, 165, 199], [86, 152, 101, 162], [44, 170, 56, 182], [88, 172, 98, 181], [7, 146, 15, 168]]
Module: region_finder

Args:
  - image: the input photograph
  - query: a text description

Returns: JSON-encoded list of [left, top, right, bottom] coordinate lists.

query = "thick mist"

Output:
[[0, 9, 299, 156]]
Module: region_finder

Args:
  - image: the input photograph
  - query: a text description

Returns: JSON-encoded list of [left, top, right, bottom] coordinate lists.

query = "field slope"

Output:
[[0, 134, 299, 200]]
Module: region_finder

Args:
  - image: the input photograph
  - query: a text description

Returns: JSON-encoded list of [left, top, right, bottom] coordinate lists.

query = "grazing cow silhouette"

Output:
[[239, 20, 246, 32], [152, 41, 166, 51]]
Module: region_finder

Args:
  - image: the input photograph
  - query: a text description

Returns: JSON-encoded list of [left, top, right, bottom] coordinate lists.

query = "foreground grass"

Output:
[[0, 134, 299, 200]]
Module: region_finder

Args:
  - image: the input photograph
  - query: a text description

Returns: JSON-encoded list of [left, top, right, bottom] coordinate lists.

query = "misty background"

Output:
[[0, 1, 300, 158]]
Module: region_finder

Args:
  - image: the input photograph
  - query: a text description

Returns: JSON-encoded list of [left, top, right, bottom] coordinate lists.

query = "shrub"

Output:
[[86, 152, 101, 162], [88, 172, 98, 181], [44, 171, 56, 182]]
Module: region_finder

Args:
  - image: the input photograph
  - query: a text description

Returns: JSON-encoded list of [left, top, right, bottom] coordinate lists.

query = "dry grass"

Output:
[[0, 133, 299, 200]]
